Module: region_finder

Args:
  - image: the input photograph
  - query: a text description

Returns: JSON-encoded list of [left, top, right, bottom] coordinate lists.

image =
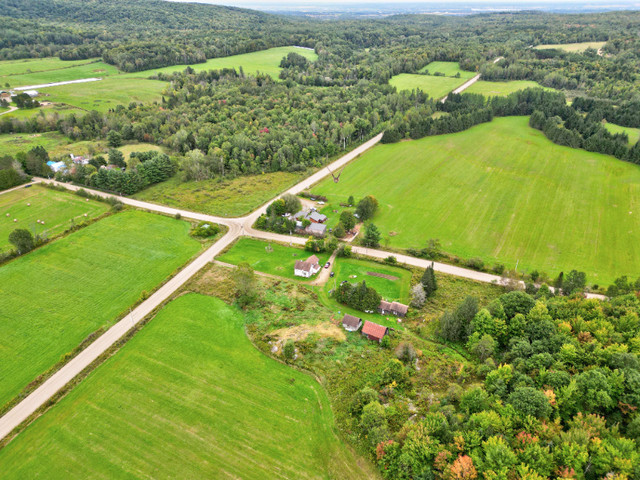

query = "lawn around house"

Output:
[[0, 210, 202, 408], [312, 116, 640, 284], [0, 184, 109, 252], [217, 237, 331, 281], [0, 294, 376, 480], [133, 171, 303, 217]]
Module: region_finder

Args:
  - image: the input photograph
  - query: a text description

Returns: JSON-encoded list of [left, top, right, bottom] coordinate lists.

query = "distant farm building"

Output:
[[361, 321, 389, 342], [46, 160, 67, 173], [0, 91, 11, 102], [379, 301, 409, 318], [23, 90, 39, 98], [292, 209, 328, 237], [294, 254, 321, 278], [305, 222, 327, 237], [342, 314, 362, 332], [70, 154, 89, 165]]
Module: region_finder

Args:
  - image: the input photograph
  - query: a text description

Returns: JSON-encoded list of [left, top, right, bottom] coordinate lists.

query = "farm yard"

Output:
[[0, 294, 376, 480], [465, 80, 554, 97], [133, 171, 303, 217], [217, 237, 331, 281], [0, 184, 109, 252], [312, 116, 640, 284], [0, 210, 202, 409]]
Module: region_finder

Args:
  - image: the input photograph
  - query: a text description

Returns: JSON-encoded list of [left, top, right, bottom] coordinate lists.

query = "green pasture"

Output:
[[0, 210, 201, 408], [217, 237, 331, 281], [0, 132, 71, 157], [0, 184, 108, 252], [37, 76, 166, 113], [419, 61, 476, 79], [3, 61, 118, 88], [134, 171, 302, 217], [603, 122, 640, 146], [0, 294, 375, 479], [312, 116, 640, 284], [118, 142, 165, 161], [0, 57, 102, 78], [465, 80, 554, 97], [534, 41, 606, 52], [0, 103, 85, 120], [127, 46, 318, 80], [389, 73, 467, 99]]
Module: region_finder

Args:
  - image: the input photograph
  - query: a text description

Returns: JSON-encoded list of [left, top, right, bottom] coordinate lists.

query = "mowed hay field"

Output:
[[134, 171, 303, 217], [418, 61, 476, 79], [0, 294, 376, 480], [218, 237, 331, 281], [390, 61, 475, 98], [465, 80, 554, 97], [0, 185, 109, 252], [127, 46, 318, 80], [1, 60, 118, 88], [0, 210, 201, 408], [312, 116, 640, 283], [534, 41, 606, 52]]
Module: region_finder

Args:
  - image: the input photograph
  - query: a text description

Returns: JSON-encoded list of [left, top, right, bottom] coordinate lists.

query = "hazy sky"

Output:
[[169, 0, 637, 4]]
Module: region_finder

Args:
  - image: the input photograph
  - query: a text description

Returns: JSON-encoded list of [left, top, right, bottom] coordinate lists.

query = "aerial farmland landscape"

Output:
[[2, 0, 640, 478]]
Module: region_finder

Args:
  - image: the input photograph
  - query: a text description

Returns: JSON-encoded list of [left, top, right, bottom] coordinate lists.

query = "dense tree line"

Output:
[[335, 280, 381, 313]]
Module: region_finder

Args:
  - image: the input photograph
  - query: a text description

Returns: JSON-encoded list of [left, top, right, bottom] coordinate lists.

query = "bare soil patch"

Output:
[[367, 271, 399, 281]]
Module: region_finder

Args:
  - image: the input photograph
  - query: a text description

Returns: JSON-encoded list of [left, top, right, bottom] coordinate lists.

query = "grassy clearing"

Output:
[[133, 171, 302, 217], [465, 80, 555, 97], [37, 76, 166, 113], [0, 210, 202, 408], [312, 116, 640, 284], [0, 294, 375, 479], [0, 103, 85, 120], [603, 122, 640, 146], [0, 131, 71, 156], [126, 46, 318, 80], [418, 61, 476, 79], [534, 41, 606, 52], [0, 184, 108, 252], [0, 57, 101, 77], [118, 142, 165, 161], [389, 73, 466, 99], [217, 237, 331, 281], [3, 61, 119, 88]]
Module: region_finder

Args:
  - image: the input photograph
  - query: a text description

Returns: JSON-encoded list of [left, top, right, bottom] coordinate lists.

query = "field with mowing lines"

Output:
[[603, 122, 640, 146], [419, 61, 476, 79], [0, 294, 376, 480], [0, 210, 201, 408], [218, 237, 331, 280], [389, 73, 467, 99], [134, 171, 303, 217], [37, 76, 166, 112], [0, 57, 101, 77], [0, 185, 108, 252], [312, 116, 640, 284], [126, 46, 317, 80], [534, 41, 606, 52], [465, 80, 554, 97], [3, 61, 118, 88]]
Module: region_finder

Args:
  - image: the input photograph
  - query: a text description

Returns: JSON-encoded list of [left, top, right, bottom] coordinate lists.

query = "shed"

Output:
[[342, 314, 362, 332]]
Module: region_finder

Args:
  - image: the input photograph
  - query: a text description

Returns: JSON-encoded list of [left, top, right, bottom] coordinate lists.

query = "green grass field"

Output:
[[37, 76, 166, 113], [3, 61, 119, 88], [534, 41, 606, 52], [0, 57, 103, 78], [603, 122, 640, 146], [465, 80, 554, 97], [389, 73, 467, 99], [218, 237, 331, 280], [312, 116, 640, 284], [0, 184, 109, 252], [418, 61, 476, 79], [133, 171, 303, 217], [0, 210, 201, 408], [0, 131, 71, 156], [118, 142, 165, 161], [0, 294, 375, 479], [126, 46, 318, 80], [0, 103, 85, 120]]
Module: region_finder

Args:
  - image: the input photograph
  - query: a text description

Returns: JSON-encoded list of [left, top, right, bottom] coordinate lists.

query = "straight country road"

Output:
[[0, 129, 604, 441]]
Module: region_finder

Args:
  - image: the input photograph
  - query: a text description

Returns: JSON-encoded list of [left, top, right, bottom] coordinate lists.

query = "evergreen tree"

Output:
[[421, 262, 438, 297]]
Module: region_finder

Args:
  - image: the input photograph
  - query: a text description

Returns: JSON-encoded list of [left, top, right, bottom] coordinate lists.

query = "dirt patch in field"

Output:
[[367, 271, 399, 281], [272, 322, 346, 343]]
